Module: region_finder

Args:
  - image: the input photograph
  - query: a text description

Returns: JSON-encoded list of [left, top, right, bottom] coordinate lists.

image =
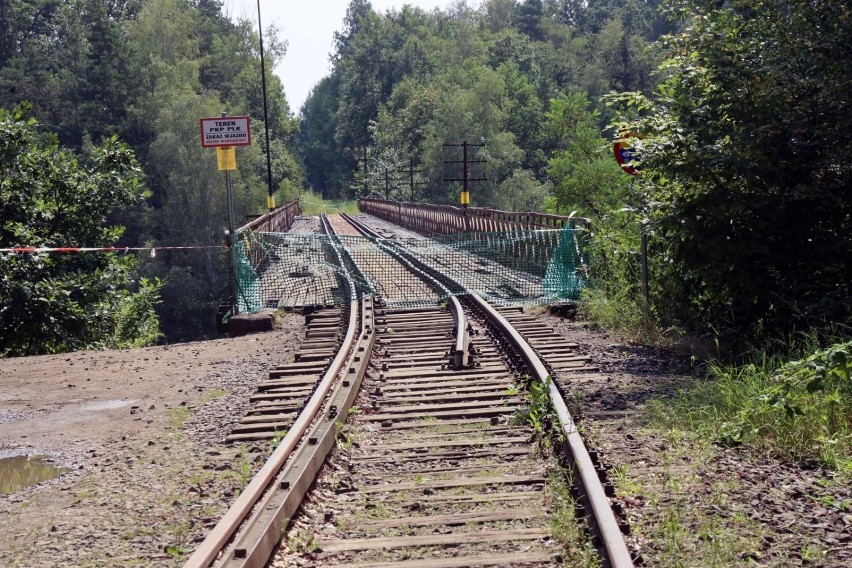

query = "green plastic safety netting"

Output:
[[232, 226, 589, 313]]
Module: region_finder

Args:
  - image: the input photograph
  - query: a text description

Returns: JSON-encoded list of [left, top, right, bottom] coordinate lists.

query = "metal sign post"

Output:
[[222, 156, 238, 315], [201, 112, 252, 318], [613, 130, 649, 323]]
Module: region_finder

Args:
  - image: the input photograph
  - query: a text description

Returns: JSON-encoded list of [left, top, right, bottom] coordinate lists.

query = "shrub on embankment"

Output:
[[654, 339, 852, 473]]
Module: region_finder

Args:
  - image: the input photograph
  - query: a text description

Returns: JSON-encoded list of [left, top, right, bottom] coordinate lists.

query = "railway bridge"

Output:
[[183, 201, 637, 568], [229, 198, 590, 315]]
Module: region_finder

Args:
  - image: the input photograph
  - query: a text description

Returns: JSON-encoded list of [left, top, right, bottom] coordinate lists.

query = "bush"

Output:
[[658, 340, 852, 473]]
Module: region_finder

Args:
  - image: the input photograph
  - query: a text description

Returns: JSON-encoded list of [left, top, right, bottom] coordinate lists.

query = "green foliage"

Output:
[[1, 0, 306, 343], [0, 105, 160, 356], [544, 92, 647, 336], [512, 376, 564, 447], [546, 468, 601, 567], [610, 0, 852, 339], [106, 277, 163, 349], [657, 340, 852, 473], [299, 191, 359, 216], [303, 0, 665, 201], [546, 93, 629, 218]]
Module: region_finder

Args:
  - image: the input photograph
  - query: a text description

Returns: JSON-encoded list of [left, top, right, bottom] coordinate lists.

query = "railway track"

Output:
[[185, 214, 633, 568]]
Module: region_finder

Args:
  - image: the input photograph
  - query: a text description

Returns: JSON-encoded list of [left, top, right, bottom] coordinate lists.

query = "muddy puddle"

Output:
[[84, 399, 135, 411], [0, 453, 69, 495]]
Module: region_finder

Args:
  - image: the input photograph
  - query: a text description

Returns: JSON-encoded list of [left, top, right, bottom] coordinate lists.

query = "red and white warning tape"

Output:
[[0, 245, 224, 257]]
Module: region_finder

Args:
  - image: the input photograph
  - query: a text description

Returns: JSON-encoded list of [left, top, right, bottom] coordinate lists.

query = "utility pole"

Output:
[[362, 147, 369, 196], [383, 168, 399, 200], [443, 140, 486, 211], [397, 157, 427, 202], [256, 0, 275, 211]]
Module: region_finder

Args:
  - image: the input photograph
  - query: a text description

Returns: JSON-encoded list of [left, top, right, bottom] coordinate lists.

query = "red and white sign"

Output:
[[200, 116, 251, 147], [613, 129, 642, 176]]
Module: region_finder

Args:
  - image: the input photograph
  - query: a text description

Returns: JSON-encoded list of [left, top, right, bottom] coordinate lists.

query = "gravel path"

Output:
[[0, 313, 303, 567]]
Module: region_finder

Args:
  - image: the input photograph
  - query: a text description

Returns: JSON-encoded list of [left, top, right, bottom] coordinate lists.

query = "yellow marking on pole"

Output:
[[460, 191, 470, 205], [267, 195, 276, 210], [217, 146, 236, 171]]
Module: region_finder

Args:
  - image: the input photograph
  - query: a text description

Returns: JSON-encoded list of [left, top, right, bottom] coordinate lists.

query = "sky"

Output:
[[222, 1, 465, 114]]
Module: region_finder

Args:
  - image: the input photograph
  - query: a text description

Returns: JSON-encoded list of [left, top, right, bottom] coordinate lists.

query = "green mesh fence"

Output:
[[232, 226, 588, 313]]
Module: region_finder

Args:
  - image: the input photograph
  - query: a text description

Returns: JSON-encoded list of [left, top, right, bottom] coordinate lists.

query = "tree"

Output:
[[546, 93, 628, 217], [515, 0, 545, 41], [0, 106, 160, 356], [613, 0, 852, 338]]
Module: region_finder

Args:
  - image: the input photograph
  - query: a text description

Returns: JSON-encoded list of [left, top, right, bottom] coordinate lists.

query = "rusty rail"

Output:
[[469, 294, 634, 567], [237, 199, 301, 234], [358, 198, 589, 235]]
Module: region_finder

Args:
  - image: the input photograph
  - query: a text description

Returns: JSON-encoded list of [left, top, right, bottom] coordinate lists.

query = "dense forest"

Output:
[[1, 0, 303, 352], [1, 0, 850, 356]]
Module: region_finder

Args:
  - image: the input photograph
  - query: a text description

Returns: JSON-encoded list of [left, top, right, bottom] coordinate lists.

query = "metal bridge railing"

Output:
[[238, 199, 301, 234], [358, 198, 590, 235]]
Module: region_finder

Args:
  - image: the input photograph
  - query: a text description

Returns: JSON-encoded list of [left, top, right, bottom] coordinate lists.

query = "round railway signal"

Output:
[[613, 129, 642, 176]]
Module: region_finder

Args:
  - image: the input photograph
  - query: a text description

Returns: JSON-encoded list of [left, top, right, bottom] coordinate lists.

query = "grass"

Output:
[[200, 388, 227, 403], [623, 429, 765, 567], [610, 464, 643, 497], [652, 339, 852, 475], [545, 469, 600, 568], [511, 376, 564, 448], [220, 444, 253, 492], [164, 406, 191, 429], [299, 190, 360, 216]]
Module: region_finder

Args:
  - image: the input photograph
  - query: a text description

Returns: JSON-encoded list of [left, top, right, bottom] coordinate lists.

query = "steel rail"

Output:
[[185, 218, 359, 568], [467, 294, 634, 568], [338, 213, 454, 303], [338, 213, 470, 370], [343, 213, 632, 567], [449, 295, 470, 369], [217, 298, 374, 567]]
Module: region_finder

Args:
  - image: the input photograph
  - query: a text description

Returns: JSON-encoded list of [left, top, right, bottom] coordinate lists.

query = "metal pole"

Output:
[[225, 169, 239, 316], [362, 147, 368, 196], [256, 0, 274, 211], [223, 112, 239, 316], [462, 141, 468, 210], [410, 157, 415, 202], [384, 168, 390, 200]]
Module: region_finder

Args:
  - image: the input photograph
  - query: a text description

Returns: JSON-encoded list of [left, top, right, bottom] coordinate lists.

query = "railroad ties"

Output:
[[226, 307, 343, 443], [281, 305, 560, 567], [493, 306, 604, 386]]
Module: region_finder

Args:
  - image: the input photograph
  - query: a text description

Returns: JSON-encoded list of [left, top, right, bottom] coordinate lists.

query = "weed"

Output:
[[545, 468, 600, 568], [269, 429, 288, 450], [287, 529, 319, 553], [222, 444, 253, 492], [513, 376, 564, 447], [655, 339, 852, 474], [200, 388, 227, 403], [164, 544, 186, 561], [802, 544, 827, 562], [335, 421, 357, 450], [165, 406, 191, 429], [610, 465, 643, 496]]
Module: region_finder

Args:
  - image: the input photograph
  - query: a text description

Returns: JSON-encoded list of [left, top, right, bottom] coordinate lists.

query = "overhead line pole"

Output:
[[397, 157, 427, 202], [383, 168, 399, 200], [443, 140, 486, 211]]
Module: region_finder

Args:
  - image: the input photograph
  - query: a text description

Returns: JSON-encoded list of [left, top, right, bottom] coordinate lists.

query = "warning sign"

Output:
[[200, 116, 251, 147], [217, 146, 236, 171]]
